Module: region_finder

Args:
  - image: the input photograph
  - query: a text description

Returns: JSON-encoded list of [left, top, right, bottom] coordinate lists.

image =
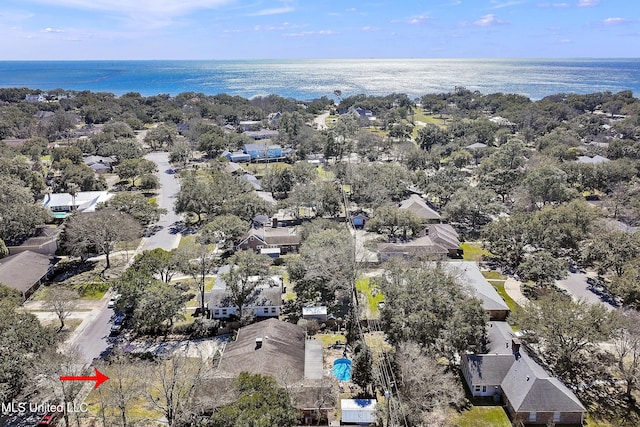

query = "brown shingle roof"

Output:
[[399, 194, 441, 220], [0, 251, 55, 294], [218, 319, 306, 381]]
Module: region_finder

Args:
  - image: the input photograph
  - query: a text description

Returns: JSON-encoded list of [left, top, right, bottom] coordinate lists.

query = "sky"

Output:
[[0, 0, 638, 60]]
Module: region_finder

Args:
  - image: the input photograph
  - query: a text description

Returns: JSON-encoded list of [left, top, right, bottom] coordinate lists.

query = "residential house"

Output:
[[255, 191, 277, 206], [441, 261, 510, 320], [83, 155, 117, 173], [7, 226, 62, 256], [194, 318, 335, 425], [244, 129, 280, 140], [241, 173, 262, 190], [0, 251, 58, 301], [398, 194, 441, 222], [24, 94, 46, 103], [302, 306, 328, 322], [205, 287, 282, 320], [341, 399, 378, 425], [239, 120, 261, 132], [223, 151, 252, 163], [243, 143, 283, 160], [461, 321, 586, 425], [576, 155, 610, 164], [268, 112, 282, 127], [377, 224, 461, 262], [42, 191, 114, 219], [378, 236, 451, 261], [351, 212, 368, 229], [428, 224, 462, 257], [236, 226, 301, 255], [223, 162, 246, 175]]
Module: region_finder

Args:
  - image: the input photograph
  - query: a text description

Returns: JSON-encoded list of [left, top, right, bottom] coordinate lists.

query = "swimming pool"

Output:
[[333, 358, 352, 381]]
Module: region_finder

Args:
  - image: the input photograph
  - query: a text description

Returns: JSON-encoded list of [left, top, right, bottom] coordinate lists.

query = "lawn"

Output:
[[73, 282, 110, 299], [449, 406, 511, 427], [482, 271, 507, 281], [177, 234, 196, 249], [317, 166, 335, 181], [356, 277, 384, 318], [316, 333, 346, 348], [461, 242, 492, 262], [245, 162, 291, 177]]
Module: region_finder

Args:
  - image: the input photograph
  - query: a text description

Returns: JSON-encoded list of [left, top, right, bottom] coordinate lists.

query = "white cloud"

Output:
[[560, 38, 573, 43], [490, 1, 525, 9], [460, 14, 506, 27], [407, 15, 429, 25], [603, 17, 632, 25], [284, 30, 336, 37], [449, 1, 462, 5], [249, 6, 294, 16], [41, 27, 63, 32], [360, 26, 381, 32], [346, 8, 356, 12], [26, 0, 234, 15], [577, 0, 599, 7], [254, 22, 292, 31]]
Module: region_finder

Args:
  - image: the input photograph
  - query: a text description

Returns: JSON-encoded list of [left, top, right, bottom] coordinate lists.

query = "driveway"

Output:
[[313, 111, 329, 130], [138, 152, 182, 252], [556, 272, 618, 310]]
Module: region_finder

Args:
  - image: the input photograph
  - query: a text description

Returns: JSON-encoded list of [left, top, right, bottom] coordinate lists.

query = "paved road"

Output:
[[139, 152, 182, 252], [556, 272, 618, 310], [75, 302, 118, 363]]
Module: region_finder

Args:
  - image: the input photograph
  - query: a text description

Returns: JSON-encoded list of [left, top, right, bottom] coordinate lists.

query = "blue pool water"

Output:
[[333, 358, 352, 381]]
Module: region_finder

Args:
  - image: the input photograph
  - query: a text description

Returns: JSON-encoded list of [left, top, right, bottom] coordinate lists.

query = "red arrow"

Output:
[[60, 367, 109, 389]]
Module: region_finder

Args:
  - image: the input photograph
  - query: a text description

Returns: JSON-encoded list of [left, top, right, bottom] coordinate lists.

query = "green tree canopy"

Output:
[[379, 262, 488, 360], [208, 372, 298, 427], [513, 293, 619, 380], [104, 192, 166, 225], [197, 214, 247, 249]]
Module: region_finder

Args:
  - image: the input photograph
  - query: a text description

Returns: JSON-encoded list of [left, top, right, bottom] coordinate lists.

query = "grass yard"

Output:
[[317, 166, 335, 181], [73, 281, 110, 299], [482, 271, 507, 281], [177, 234, 196, 249], [449, 406, 511, 427], [461, 242, 492, 262], [356, 277, 384, 318], [316, 333, 346, 348], [245, 162, 291, 177]]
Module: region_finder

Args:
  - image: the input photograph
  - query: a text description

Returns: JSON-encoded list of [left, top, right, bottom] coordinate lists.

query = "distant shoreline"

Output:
[[0, 58, 637, 100]]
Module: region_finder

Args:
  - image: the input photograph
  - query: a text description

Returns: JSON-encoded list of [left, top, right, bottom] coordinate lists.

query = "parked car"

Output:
[[107, 294, 122, 309], [110, 313, 125, 334], [37, 412, 59, 426]]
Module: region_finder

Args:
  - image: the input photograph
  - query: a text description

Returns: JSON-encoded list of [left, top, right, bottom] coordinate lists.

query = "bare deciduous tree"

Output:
[[614, 309, 640, 399], [63, 208, 142, 269], [393, 342, 465, 427], [146, 349, 211, 426], [96, 352, 148, 427], [44, 286, 79, 332]]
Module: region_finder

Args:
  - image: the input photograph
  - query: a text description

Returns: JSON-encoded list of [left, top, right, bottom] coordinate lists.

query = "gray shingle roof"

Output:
[[464, 354, 516, 385], [441, 261, 509, 312], [501, 354, 586, 413]]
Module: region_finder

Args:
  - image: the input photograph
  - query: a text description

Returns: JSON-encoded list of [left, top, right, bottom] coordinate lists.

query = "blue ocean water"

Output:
[[0, 59, 638, 101]]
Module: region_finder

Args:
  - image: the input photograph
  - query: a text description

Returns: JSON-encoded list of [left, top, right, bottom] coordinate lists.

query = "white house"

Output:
[[341, 399, 377, 425], [42, 191, 113, 218]]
